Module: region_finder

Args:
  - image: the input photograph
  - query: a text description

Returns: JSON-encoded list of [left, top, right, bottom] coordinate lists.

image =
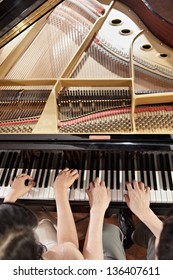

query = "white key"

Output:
[[154, 171, 162, 203], [158, 170, 167, 203], [74, 169, 82, 200], [69, 184, 75, 200], [165, 170, 173, 203], [85, 169, 90, 201], [149, 170, 156, 203], [112, 170, 117, 201], [3, 185, 11, 197], [0, 186, 6, 198], [20, 169, 29, 199], [48, 169, 56, 199], [118, 170, 123, 202], [79, 169, 87, 201]]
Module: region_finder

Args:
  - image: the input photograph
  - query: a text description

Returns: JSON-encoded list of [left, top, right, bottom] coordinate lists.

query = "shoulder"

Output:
[[42, 242, 84, 260]]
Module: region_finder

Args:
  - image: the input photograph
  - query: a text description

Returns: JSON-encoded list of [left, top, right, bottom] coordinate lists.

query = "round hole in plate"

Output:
[[119, 28, 132, 35], [141, 44, 152, 50], [110, 18, 122, 26], [159, 53, 168, 58]]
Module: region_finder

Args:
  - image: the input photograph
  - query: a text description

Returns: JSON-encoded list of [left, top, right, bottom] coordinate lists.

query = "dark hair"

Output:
[[0, 203, 45, 260], [156, 208, 173, 260]]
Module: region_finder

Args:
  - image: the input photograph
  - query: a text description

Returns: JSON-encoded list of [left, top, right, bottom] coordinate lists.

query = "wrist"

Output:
[[90, 207, 105, 218], [137, 207, 153, 222], [54, 187, 69, 199], [4, 193, 17, 203]]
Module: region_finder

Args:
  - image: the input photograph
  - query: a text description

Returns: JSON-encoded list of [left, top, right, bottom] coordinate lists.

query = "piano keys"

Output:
[[0, 146, 173, 208]]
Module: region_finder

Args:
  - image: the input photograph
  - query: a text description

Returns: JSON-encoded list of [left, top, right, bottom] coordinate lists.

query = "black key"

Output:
[[27, 153, 36, 176], [158, 153, 167, 190], [145, 153, 151, 187], [80, 152, 86, 189], [4, 152, 18, 186], [34, 152, 44, 183], [110, 153, 114, 189], [125, 151, 129, 182], [95, 151, 100, 178], [131, 152, 135, 181], [0, 152, 13, 185], [142, 153, 147, 185], [55, 152, 62, 176], [150, 153, 157, 190], [60, 152, 67, 170], [115, 152, 120, 189], [139, 153, 144, 183], [165, 153, 173, 191], [38, 152, 49, 188], [0, 151, 5, 168], [44, 152, 54, 188], [89, 151, 94, 183], [104, 152, 109, 187], [12, 152, 23, 180]]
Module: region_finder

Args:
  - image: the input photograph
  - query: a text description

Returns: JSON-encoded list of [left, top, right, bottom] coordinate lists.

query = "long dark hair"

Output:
[[0, 203, 45, 260], [156, 208, 173, 260]]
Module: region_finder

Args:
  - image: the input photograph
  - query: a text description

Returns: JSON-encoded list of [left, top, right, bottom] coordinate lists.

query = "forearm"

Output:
[[83, 209, 105, 260], [138, 208, 163, 239], [3, 192, 17, 203], [55, 191, 79, 248]]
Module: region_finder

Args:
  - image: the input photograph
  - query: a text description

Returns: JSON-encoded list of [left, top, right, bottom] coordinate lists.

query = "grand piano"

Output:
[[0, 0, 173, 212]]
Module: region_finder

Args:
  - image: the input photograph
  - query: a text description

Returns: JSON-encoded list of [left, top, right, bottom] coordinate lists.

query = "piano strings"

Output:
[[0, 0, 172, 134]]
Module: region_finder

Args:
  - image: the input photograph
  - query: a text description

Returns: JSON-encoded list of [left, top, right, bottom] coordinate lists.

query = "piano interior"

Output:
[[0, 0, 173, 251], [0, 0, 172, 134]]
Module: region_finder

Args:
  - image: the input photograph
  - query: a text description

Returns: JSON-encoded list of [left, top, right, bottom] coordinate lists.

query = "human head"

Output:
[[0, 203, 45, 260], [156, 208, 173, 260]]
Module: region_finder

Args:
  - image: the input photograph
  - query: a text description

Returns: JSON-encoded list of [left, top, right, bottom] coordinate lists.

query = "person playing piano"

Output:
[[0, 169, 111, 260], [0, 171, 172, 260]]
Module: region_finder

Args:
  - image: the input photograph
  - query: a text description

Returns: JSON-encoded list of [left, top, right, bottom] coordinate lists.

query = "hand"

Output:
[[124, 180, 150, 219], [4, 173, 36, 203], [86, 178, 111, 213], [53, 168, 79, 194]]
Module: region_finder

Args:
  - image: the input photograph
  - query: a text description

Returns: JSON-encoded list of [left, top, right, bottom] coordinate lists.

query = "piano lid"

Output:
[[0, 0, 64, 48]]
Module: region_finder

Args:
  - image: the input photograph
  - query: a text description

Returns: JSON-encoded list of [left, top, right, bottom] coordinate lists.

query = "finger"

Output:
[[27, 180, 36, 187], [94, 177, 99, 187], [138, 181, 145, 190], [132, 180, 139, 189], [70, 169, 78, 176], [100, 180, 106, 187], [15, 173, 27, 178], [73, 172, 79, 181], [145, 186, 150, 194], [125, 182, 133, 191], [89, 181, 94, 189], [62, 168, 70, 172], [23, 174, 35, 180]]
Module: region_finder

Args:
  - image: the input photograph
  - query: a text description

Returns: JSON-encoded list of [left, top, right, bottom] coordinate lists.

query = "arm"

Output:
[[83, 178, 111, 260], [124, 180, 163, 239], [53, 168, 79, 248], [3, 174, 35, 203]]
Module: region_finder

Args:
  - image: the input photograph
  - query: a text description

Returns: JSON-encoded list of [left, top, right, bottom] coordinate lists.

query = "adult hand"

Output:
[[4, 173, 35, 202], [53, 168, 79, 194], [124, 180, 150, 219], [86, 177, 111, 213]]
